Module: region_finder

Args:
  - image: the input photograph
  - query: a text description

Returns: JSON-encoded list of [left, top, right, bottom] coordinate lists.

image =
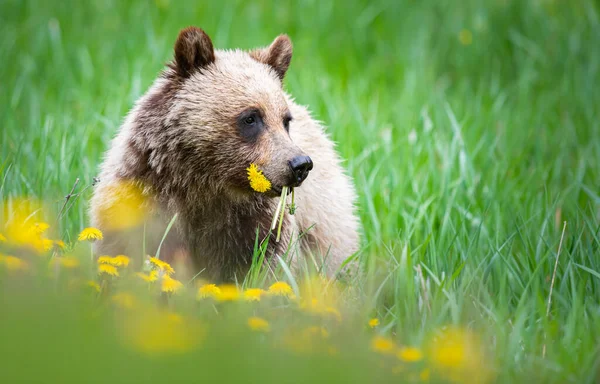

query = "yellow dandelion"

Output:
[[137, 270, 158, 283], [97, 255, 113, 264], [52, 257, 80, 269], [0, 254, 29, 271], [247, 316, 270, 332], [197, 283, 222, 299], [98, 263, 119, 277], [161, 275, 183, 293], [30, 222, 50, 235], [397, 346, 424, 362], [243, 288, 267, 301], [87, 280, 101, 292], [148, 256, 175, 275], [371, 335, 396, 355], [41, 238, 54, 252], [268, 281, 295, 298], [98, 255, 130, 267], [111, 292, 137, 309], [0, 233, 6, 243], [54, 240, 66, 250], [247, 163, 271, 193], [94, 180, 149, 231], [78, 227, 103, 242], [459, 29, 473, 46], [216, 284, 240, 301], [369, 318, 380, 328]]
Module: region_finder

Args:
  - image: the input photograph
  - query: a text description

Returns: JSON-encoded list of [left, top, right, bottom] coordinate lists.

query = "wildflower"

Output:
[[0, 233, 6, 243], [111, 292, 137, 309], [78, 227, 103, 242], [243, 288, 267, 301], [371, 335, 396, 355], [94, 180, 148, 230], [459, 29, 473, 46], [137, 270, 158, 283], [247, 316, 270, 332], [52, 257, 80, 269], [268, 281, 295, 298], [40, 238, 53, 252], [162, 275, 183, 293], [247, 163, 271, 193], [397, 346, 423, 362], [98, 255, 130, 267], [87, 280, 101, 292], [98, 263, 119, 277], [216, 284, 240, 301], [148, 256, 175, 275], [30, 222, 50, 235], [369, 318, 380, 328], [54, 240, 66, 250], [197, 283, 221, 299], [0, 254, 29, 271]]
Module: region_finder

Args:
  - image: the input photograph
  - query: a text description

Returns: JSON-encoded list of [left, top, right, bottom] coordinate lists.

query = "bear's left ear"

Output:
[[250, 35, 293, 81], [173, 26, 215, 78]]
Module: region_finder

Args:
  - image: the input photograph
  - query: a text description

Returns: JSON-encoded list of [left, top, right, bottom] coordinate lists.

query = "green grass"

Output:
[[1, 0, 600, 382]]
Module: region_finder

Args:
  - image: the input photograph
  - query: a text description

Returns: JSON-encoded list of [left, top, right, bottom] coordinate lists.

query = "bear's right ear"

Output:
[[173, 27, 215, 78]]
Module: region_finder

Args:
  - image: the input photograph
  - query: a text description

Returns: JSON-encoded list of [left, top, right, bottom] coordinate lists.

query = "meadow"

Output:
[[1, 0, 599, 382]]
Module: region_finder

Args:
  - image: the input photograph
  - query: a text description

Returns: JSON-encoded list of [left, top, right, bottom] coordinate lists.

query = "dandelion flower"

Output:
[[0, 233, 6, 243], [137, 270, 158, 283], [243, 288, 267, 301], [30, 222, 50, 235], [371, 335, 396, 355], [197, 283, 222, 299], [397, 346, 423, 362], [98, 255, 130, 267], [247, 316, 270, 332], [41, 238, 54, 252], [369, 318, 380, 328], [247, 163, 271, 193], [216, 284, 240, 301], [54, 240, 66, 250], [0, 254, 29, 271], [148, 256, 175, 275], [78, 227, 103, 242], [162, 275, 183, 293], [98, 263, 119, 277], [87, 280, 101, 292], [268, 281, 294, 298]]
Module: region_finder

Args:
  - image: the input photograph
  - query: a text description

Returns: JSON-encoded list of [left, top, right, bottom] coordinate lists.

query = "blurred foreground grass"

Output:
[[1, 0, 600, 382]]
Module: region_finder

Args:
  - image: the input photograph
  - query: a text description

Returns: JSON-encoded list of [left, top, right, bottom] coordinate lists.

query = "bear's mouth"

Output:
[[270, 185, 293, 197]]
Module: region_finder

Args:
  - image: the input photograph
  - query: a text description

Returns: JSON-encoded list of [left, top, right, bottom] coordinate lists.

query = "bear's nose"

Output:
[[288, 155, 313, 186]]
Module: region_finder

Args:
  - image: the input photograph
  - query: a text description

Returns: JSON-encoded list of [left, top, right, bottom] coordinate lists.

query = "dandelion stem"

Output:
[[271, 188, 286, 231], [276, 187, 287, 242]]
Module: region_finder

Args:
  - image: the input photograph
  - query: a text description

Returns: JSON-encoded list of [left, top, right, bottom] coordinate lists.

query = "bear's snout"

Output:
[[288, 155, 313, 187]]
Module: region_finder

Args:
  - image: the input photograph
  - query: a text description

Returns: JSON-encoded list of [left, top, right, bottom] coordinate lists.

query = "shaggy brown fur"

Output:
[[90, 27, 360, 281]]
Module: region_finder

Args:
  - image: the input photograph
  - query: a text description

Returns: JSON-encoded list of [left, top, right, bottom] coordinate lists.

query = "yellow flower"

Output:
[[459, 29, 473, 46], [111, 292, 137, 309], [397, 346, 423, 362], [41, 238, 54, 251], [369, 318, 380, 328], [98, 255, 130, 267], [98, 263, 119, 277], [161, 275, 183, 293], [247, 163, 271, 193], [0, 254, 29, 271], [137, 270, 158, 283], [216, 284, 240, 301], [78, 227, 103, 242], [371, 335, 396, 355], [243, 288, 267, 301], [148, 256, 175, 275], [54, 240, 66, 250], [52, 257, 80, 269], [87, 280, 101, 292], [268, 281, 295, 298], [197, 283, 221, 299], [94, 180, 149, 231], [0, 233, 6, 243], [30, 222, 50, 235], [247, 316, 270, 332]]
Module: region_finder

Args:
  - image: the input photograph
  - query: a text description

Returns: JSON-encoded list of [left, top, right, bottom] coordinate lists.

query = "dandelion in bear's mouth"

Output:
[[247, 163, 271, 193]]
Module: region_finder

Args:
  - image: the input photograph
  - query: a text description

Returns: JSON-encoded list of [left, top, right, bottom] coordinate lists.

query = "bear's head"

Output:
[[152, 26, 312, 200]]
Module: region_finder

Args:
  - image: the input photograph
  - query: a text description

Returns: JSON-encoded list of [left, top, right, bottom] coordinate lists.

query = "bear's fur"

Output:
[[90, 27, 360, 281]]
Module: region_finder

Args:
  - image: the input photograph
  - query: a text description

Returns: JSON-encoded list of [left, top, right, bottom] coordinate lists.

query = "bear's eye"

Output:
[[283, 114, 293, 133], [244, 116, 256, 126], [237, 109, 264, 142]]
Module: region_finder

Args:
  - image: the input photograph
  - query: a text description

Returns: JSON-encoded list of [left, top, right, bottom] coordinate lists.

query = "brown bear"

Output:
[[90, 27, 360, 281]]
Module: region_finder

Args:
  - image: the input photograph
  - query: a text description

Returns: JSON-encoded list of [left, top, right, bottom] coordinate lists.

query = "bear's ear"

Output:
[[250, 35, 293, 81], [173, 27, 215, 78]]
